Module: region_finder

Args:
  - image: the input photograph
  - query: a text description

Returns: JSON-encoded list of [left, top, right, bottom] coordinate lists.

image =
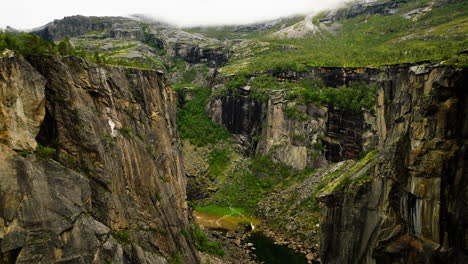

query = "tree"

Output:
[[56, 38, 72, 55], [93, 51, 102, 64]]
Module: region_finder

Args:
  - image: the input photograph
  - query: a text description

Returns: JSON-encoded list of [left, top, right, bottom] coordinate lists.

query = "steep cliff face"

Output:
[[208, 67, 377, 170], [254, 90, 329, 170], [271, 67, 379, 87], [208, 95, 262, 150], [33, 16, 229, 69], [0, 55, 198, 263], [319, 64, 468, 264]]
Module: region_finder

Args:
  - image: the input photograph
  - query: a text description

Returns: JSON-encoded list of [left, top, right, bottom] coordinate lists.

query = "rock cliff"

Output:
[[319, 64, 468, 263], [211, 63, 467, 264], [208, 67, 378, 170], [33, 16, 229, 69], [0, 55, 199, 263]]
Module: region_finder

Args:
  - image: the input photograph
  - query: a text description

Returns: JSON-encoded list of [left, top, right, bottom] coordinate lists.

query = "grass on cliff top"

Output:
[[219, 1, 468, 74], [0, 32, 84, 57], [0, 31, 162, 70], [184, 16, 305, 40], [224, 74, 376, 112]]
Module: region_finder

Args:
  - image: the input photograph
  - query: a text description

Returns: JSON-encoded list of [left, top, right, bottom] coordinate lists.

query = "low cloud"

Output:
[[1, 0, 350, 30]]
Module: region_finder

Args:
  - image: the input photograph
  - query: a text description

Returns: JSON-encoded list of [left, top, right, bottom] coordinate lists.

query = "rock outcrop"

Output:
[[319, 0, 408, 23], [0, 55, 199, 263], [208, 67, 377, 170], [34, 16, 141, 41], [319, 64, 468, 264], [33, 16, 229, 69]]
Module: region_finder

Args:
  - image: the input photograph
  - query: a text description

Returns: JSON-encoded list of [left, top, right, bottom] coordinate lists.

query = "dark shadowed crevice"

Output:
[[325, 107, 364, 162], [35, 95, 59, 154], [3, 247, 22, 264]]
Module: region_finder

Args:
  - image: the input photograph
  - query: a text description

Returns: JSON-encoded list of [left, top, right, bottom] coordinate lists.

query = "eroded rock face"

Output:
[[33, 15, 229, 69], [271, 67, 379, 87], [319, 64, 468, 264], [207, 72, 375, 170], [0, 55, 199, 263], [324, 107, 365, 163], [34, 16, 139, 41], [320, 0, 408, 23], [254, 90, 329, 170], [0, 56, 46, 150]]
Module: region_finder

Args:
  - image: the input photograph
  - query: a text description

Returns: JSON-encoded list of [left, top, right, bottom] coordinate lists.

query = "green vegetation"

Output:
[[184, 16, 305, 40], [292, 150, 377, 213], [35, 144, 57, 159], [284, 106, 308, 121], [225, 74, 375, 111], [312, 142, 326, 151], [224, 74, 293, 102], [249, 75, 284, 101], [0, 31, 162, 70], [320, 150, 377, 194], [0, 32, 85, 57], [141, 24, 166, 56], [225, 74, 248, 89], [16, 149, 32, 157], [208, 148, 231, 178], [176, 86, 230, 146], [97, 55, 163, 70], [194, 205, 245, 216], [288, 81, 376, 112], [111, 230, 131, 244], [119, 126, 135, 138], [220, 1, 468, 74], [181, 224, 224, 257], [210, 155, 313, 212], [168, 253, 183, 264]]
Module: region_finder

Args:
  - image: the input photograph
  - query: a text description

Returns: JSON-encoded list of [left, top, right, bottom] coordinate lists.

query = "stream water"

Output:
[[244, 232, 308, 264], [194, 211, 309, 263]]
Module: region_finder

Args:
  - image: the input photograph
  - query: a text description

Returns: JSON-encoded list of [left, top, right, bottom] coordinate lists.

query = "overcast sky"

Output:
[[1, 0, 350, 30]]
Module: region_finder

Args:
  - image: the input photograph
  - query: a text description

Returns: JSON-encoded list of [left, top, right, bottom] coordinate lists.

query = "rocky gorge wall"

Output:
[[33, 16, 230, 69], [208, 67, 378, 170], [319, 64, 468, 263], [0, 55, 198, 263], [207, 63, 467, 263]]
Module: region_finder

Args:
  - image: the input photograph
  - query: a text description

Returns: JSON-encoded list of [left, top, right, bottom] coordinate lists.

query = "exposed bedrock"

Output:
[[0, 55, 199, 264], [319, 64, 468, 264], [208, 68, 377, 170]]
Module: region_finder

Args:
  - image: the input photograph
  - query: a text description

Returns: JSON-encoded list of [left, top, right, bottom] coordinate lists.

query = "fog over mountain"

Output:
[[1, 0, 350, 29]]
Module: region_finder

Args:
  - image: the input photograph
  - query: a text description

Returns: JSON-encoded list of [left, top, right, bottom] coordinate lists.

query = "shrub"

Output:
[[112, 231, 131, 244], [284, 106, 308, 121], [119, 126, 135, 138], [312, 142, 326, 151], [208, 148, 231, 178], [225, 74, 248, 90], [35, 144, 56, 159], [182, 224, 224, 257], [288, 81, 376, 112]]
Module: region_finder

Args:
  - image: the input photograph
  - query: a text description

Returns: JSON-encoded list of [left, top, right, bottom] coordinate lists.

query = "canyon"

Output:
[[0, 0, 467, 263]]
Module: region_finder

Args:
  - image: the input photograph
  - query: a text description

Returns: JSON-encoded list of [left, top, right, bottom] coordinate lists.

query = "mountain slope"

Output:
[[217, 0, 467, 74]]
